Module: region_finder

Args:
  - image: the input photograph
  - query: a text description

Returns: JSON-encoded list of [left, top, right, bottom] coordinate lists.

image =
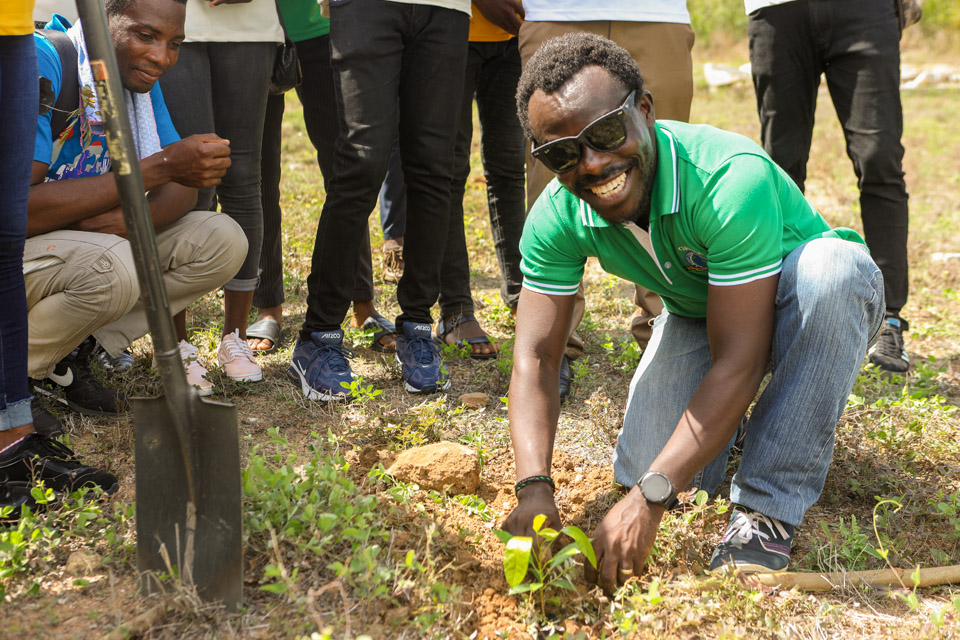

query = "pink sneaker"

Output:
[[153, 340, 214, 397], [217, 330, 263, 382]]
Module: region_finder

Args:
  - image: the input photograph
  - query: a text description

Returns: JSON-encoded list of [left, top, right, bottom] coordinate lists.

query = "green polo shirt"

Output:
[[519, 121, 865, 318]]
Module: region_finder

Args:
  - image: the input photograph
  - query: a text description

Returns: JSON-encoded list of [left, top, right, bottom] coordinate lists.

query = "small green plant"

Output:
[[340, 375, 383, 405], [458, 425, 491, 470], [494, 514, 597, 618], [439, 341, 472, 360]]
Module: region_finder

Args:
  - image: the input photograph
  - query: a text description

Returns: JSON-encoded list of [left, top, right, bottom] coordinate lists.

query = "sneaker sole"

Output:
[[402, 378, 452, 394], [709, 561, 785, 574], [32, 385, 125, 417], [223, 372, 263, 383], [286, 365, 348, 402]]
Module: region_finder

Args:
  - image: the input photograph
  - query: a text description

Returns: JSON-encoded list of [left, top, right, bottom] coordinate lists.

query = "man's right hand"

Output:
[[473, 0, 525, 36], [150, 133, 231, 189], [501, 482, 562, 540]]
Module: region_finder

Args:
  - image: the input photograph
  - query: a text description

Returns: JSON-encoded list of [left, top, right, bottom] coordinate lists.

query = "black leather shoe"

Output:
[[1, 475, 34, 522], [559, 354, 573, 403], [31, 398, 63, 438], [0, 433, 118, 495]]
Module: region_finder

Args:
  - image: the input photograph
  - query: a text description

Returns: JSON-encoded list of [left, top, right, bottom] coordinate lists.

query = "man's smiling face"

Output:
[[528, 66, 657, 226], [108, 0, 185, 93]]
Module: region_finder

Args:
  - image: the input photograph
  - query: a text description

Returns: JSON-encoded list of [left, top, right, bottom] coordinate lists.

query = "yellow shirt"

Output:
[[468, 2, 518, 42], [0, 0, 35, 36]]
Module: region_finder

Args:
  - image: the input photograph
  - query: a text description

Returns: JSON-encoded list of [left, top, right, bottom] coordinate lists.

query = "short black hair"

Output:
[[516, 32, 644, 140], [105, 0, 186, 18]]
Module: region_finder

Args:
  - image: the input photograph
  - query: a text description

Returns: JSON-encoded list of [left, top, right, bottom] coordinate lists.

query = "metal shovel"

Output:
[[75, 0, 242, 610]]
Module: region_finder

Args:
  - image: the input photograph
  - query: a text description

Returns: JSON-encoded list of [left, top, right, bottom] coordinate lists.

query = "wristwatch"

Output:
[[638, 471, 678, 509]]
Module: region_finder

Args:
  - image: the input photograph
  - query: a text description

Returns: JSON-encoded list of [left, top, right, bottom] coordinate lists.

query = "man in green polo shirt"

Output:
[[502, 33, 885, 593]]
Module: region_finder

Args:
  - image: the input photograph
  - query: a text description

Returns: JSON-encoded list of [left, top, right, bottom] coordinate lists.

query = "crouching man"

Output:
[[24, 0, 246, 424], [502, 33, 885, 593]]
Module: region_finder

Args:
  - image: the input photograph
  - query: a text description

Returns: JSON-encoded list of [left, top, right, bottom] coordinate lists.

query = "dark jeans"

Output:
[[256, 35, 374, 310], [0, 35, 37, 429], [160, 41, 274, 291], [378, 137, 406, 241], [301, 0, 468, 336], [439, 38, 525, 316], [749, 0, 909, 314]]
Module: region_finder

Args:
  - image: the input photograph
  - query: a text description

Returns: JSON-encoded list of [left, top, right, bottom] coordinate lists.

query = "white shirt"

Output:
[[184, 0, 283, 43], [744, 0, 795, 15], [521, 0, 690, 24]]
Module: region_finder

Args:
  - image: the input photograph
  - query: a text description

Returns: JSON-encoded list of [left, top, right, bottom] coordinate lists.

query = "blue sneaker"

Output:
[[287, 330, 354, 401], [395, 322, 450, 394]]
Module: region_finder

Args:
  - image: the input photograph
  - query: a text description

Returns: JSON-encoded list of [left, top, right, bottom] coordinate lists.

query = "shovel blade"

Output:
[[134, 395, 243, 610]]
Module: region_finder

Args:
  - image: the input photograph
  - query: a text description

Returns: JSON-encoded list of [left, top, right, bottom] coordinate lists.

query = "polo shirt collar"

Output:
[[577, 122, 680, 228]]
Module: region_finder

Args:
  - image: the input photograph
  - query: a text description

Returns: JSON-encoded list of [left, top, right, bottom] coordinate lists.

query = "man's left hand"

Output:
[[585, 487, 664, 594]]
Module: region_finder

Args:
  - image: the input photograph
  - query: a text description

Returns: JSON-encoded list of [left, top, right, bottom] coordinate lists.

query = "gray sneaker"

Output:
[[709, 506, 793, 573]]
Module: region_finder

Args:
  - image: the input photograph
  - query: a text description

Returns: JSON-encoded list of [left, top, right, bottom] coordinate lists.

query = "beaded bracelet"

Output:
[[514, 475, 555, 497]]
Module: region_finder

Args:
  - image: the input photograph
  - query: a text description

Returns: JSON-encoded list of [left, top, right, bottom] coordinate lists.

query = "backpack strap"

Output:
[[38, 29, 80, 141]]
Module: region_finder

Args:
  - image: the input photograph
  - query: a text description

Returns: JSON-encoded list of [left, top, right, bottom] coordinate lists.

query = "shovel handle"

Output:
[[73, 0, 192, 401]]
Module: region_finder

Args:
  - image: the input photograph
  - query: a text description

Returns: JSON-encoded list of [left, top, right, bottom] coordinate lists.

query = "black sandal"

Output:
[[434, 313, 497, 360], [362, 314, 397, 352]]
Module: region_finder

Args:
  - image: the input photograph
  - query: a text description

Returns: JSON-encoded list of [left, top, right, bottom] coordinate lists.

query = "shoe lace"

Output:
[[27, 434, 82, 468], [874, 322, 905, 359], [399, 334, 437, 366], [178, 341, 202, 366], [222, 331, 256, 363], [384, 248, 403, 271], [313, 342, 355, 373], [723, 509, 789, 544]]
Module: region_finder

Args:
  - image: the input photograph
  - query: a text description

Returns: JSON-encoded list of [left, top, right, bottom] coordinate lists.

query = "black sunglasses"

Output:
[[531, 90, 637, 173]]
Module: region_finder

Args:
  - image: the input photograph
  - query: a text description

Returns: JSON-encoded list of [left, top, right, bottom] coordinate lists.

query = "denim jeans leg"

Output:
[[477, 39, 525, 309], [613, 312, 733, 493], [209, 42, 274, 291], [731, 239, 885, 526], [0, 35, 38, 431], [379, 136, 407, 241], [160, 43, 216, 209]]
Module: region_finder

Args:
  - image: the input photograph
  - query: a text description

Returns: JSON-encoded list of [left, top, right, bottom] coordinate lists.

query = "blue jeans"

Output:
[[378, 137, 406, 242], [613, 239, 885, 526], [0, 35, 38, 431]]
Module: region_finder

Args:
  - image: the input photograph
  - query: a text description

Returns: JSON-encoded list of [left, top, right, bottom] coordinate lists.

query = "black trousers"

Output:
[[438, 38, 526, 317], [749, 0, 909, 314], [300, 0, 468, 337], [256, 34, 373, 310]]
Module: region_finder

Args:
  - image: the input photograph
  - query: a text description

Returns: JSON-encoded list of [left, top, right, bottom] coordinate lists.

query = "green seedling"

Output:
[[494, 514, 597, 617], [340, 375, 383, 405]]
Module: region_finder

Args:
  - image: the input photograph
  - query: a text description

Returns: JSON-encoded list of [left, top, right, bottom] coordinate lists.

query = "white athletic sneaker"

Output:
[[154, 340, 215, 396], [217, 329, 263, 382]]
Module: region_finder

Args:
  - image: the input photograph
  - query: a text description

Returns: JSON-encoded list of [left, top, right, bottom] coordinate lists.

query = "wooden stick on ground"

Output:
[[748, 564, 960, 592]]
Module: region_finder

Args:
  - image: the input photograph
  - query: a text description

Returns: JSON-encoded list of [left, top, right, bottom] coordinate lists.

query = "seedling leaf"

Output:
[[504, 536, 532, 587], [562, 525, 597, 569], [492, 529, 514, 544]]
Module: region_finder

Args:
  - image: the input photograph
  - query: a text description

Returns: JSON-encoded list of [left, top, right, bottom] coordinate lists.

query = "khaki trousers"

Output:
[[518, 20, 694, 357], [24, 211, 246, 378]]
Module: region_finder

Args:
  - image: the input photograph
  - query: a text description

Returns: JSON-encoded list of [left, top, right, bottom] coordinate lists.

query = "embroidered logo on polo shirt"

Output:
[[678, 246, 707, 272]]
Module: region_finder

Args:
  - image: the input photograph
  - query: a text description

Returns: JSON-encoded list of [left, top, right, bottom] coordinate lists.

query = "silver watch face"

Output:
[[641, 472, 672, 502]]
